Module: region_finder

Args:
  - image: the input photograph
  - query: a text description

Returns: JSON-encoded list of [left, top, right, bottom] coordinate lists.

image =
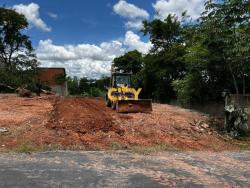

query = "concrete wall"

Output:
[[51, 82, 68, 96], [170, 100, 225, 118]]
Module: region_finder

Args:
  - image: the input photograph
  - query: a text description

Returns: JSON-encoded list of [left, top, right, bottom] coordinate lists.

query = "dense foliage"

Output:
[[0, 7, 38, 88], [114, 0, 250, 104], [67, 76, 109, 97]]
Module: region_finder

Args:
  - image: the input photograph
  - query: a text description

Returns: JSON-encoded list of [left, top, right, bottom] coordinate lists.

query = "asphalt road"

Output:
[[0, 151, 250, 188]]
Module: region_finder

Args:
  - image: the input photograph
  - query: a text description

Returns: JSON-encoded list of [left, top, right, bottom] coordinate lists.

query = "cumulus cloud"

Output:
[[36, 39, 125, 78], [153, 0, 205, 20], [124, 31, 152, 54], [36, 32, 151, 78], [125, 20, 144, 30], [113, 0, 149, 19], [113, 0, 149, 30], [13, 3, 51, 32]]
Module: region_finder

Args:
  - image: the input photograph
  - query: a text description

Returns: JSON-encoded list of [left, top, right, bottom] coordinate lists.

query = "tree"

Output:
[[113, 50, 143, 74], [94, 76, 110, 90], [55, 73, 66, 85], [201, 0, 250, 97], [79, 77, 90, 93], [0, 7, 37, 70], [142, 44, 186, 102], [67, 76, 107, 97], [172, 24, 220, 104], [112, 0, 250, 105], [0, 7, 38, 87], [142, 15, 182, 52], [172, 0, 250, 104], [141, 15, 186, 102], [67, 76, 80, 95], [113, 50, 144, 88]]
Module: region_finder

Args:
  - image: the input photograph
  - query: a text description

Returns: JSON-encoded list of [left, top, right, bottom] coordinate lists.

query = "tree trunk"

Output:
[[223, 53, 239, 101], [242, 73, 246, 95], [228, 61, 239, 104]]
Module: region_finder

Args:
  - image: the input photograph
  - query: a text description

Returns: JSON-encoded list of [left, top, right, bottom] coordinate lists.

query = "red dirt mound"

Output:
[[47, 97, 123, 135]]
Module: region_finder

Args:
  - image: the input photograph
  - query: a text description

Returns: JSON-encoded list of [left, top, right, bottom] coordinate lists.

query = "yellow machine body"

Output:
[[106, 73, 152, 113]]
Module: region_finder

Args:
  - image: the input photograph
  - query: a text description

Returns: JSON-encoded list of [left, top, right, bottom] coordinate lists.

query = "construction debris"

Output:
[[42, 89, 55, 95], [0, 83, 15, 92], [16, 87, 32, 97], [0, 128, 8, 134]]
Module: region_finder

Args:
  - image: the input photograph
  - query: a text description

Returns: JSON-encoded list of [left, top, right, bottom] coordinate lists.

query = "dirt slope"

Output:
[[45, 97, 124, 148], [0, 95, 248, 151]]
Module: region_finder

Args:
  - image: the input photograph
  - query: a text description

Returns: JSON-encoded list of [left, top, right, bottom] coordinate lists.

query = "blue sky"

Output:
[[0, 0, 205, 78], [2, 0, 155, 45]]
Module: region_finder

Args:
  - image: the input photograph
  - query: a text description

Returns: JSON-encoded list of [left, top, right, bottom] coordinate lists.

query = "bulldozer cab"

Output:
[[111, 73, 132, 88]]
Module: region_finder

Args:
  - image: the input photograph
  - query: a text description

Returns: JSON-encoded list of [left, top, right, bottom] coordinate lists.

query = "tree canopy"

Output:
[[114, 0, 250, 104], [113, 50, 143, 74], [0, 7, 38, 87]]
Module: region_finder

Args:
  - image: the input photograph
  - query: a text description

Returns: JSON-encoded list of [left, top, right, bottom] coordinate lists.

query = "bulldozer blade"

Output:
[[116, 99, 152, 113]]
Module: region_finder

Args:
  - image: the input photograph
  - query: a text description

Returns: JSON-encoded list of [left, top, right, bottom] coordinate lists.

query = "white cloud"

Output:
[[113, 0, 149, 31], [13, 3, 51, 32], [113, 0, 149, 19], [153, 0, 205, 20], [124, 31, 152, 54], [125, 20, 144, 30], [36, 39, 125, 78], [36, 32, 151, 78], [48, 12, 58, 19]]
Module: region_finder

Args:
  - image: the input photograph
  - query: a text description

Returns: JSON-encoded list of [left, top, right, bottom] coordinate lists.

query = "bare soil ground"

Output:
[[0, 94, 249, 151]]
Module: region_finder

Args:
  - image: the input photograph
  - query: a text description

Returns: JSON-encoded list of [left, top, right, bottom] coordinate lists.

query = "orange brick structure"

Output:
[[36, 68, 68, 96]]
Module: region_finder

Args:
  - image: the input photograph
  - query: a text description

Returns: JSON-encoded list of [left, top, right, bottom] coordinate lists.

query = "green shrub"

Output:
[[225, 105, 250, 137], [89, 87, 105, 97]]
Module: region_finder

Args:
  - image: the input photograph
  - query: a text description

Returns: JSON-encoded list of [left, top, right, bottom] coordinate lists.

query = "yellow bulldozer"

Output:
[[105, 71, 152, 113]]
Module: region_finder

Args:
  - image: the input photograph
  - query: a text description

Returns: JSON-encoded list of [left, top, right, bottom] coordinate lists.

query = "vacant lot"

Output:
[[0, 95, 249, 152]]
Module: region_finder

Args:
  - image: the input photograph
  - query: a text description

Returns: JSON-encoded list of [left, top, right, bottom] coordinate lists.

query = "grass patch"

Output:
[[111, 142, 124, 150], [40, 144, 63, 151], [14, 143, 87, 153], [15, 143, 40, 153], [130, 144, 178, 155], [236, 135, 250, 141], [237, 143, 250, 150], [64, 145, 86, 151], [14, 143, 63, 153]]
